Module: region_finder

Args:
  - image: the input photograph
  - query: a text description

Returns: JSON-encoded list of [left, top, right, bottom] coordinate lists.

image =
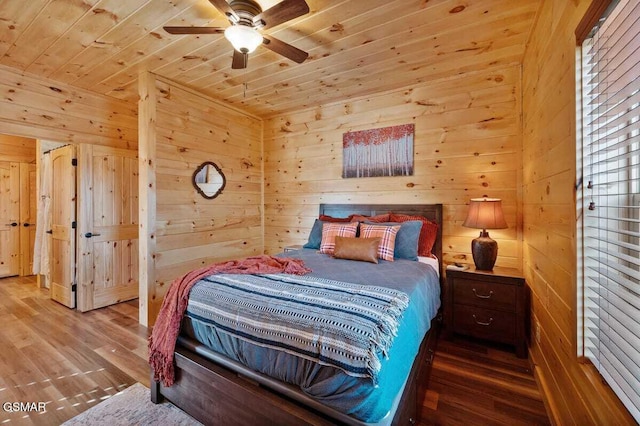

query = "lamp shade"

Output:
[[224, 25, 263, 54], [462, 198, 508, 230], [463, 198, 507, 270]]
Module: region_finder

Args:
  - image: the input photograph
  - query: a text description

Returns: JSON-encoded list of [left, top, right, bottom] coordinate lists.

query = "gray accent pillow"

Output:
[[303, 219, 325, 249]]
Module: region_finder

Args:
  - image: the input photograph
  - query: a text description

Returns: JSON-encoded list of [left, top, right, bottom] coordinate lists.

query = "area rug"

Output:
[[62, 382, 202, 425]]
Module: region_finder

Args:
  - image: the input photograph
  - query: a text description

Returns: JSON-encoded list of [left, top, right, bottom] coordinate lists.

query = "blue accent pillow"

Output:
[[365, 220, 422, 260], [303, 219, 325, 249]]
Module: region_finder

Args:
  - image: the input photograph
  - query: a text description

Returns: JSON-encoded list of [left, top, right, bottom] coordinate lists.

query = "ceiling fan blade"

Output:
[[208, 0, 239, 23], [253, 0, 309, 30], [262, 34, 308, 64], [231, 50, 248, 69], [163, 26, 225, 35]]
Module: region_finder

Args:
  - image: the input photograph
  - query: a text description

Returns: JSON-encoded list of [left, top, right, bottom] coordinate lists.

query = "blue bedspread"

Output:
[[182, 249, 440, 423]]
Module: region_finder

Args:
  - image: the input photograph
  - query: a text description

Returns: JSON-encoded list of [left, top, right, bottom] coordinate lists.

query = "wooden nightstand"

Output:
[[445, 267, 528, 358], [283, 244, 303, 252]]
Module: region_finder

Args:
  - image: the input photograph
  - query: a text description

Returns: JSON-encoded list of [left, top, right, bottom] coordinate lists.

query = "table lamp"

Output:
[[462, 198, 507, 270]]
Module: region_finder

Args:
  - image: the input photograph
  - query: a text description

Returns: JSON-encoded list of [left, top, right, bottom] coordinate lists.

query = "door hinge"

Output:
[[71, 284, 77, 292], [72, 221, 77, 229], [72, 158, 77, 166]]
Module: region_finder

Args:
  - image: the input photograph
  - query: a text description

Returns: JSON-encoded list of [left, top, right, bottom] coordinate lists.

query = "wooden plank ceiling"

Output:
[[0, 0, 541, 118]]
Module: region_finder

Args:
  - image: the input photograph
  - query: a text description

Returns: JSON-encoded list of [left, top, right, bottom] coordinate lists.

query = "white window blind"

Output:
[[581, 0, 640, 421]]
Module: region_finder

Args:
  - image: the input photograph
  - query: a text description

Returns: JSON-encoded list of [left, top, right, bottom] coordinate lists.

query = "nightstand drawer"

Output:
[[453, 278, 516, 312], [445, 268, 528, 357], [452, 305, 516, 343]]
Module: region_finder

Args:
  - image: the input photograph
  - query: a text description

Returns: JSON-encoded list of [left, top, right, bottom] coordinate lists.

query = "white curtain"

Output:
[[32, 152, 51, 285]]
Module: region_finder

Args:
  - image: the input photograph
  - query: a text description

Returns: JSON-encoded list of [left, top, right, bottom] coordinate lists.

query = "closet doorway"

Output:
[[0, 134, 36, 278], [46, 143, 139, 311], [1, 133, 139, 312]]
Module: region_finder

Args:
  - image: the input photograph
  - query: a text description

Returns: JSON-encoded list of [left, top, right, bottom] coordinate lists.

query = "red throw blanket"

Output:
[[148, 255, 311, 387]]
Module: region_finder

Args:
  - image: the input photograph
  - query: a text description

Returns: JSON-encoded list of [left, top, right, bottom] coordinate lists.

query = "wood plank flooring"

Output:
[[0, 276, 149, 425], [421, 335, 550, 425], [0, 276, 549, 425]]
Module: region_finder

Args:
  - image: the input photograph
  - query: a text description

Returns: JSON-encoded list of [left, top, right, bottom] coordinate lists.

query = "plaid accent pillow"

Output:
[[366, 220, 422, 260], [319, 222, 359, 254], [360, 223, 401, 261]]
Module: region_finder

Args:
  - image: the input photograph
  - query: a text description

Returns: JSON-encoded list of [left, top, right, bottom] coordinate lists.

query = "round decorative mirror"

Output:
[[193, 161, 226, 199]]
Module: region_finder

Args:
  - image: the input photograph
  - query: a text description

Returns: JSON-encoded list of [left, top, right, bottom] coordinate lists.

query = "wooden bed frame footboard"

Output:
[[151, 204, 444, 425], [151, 315, 441, 426]]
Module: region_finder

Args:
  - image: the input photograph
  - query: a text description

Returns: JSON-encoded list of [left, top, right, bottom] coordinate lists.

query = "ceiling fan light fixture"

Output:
[[224, 25, 263, 53]]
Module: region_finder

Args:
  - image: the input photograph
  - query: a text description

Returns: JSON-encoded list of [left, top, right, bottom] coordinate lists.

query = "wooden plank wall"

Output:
[[0, 63, 137, 150], [138, 73, 263, 326], [0, 64, 137, 288], [522, 0, 635, 424], [0, 134, 36, 162], [263, 66, 523, 269]]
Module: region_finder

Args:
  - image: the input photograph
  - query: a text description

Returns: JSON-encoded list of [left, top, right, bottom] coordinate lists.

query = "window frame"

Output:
[[576, 0, 640, 421]]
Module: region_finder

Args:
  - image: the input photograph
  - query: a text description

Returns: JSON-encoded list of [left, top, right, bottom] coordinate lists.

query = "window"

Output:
[[579, 0, 640, 421]]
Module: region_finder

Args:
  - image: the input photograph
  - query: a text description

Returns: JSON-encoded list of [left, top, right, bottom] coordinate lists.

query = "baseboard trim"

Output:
[[530, 348, 560, 426]]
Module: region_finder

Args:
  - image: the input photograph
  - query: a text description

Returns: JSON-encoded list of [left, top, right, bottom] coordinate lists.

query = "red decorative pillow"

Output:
[[389, 213, 438, 257], [359, 223, 401, 261], [350, 213, 391, 223], [319, 222, 359, 254], [319, 214, 353, 223]]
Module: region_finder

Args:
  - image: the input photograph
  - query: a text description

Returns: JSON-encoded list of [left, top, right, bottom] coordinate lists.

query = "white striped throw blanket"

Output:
[[186, 273, 410, 383]]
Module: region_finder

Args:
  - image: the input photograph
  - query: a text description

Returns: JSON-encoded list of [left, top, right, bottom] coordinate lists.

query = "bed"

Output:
[[150, 203, 443, 425]]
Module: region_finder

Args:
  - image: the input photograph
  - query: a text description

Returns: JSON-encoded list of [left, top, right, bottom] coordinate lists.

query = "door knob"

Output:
[[23, 223, 33, 227], [84, 232, 101, 238], [7, 222, 17, 227]]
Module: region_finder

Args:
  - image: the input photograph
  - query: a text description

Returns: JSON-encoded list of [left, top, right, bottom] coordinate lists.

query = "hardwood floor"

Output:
[[0, 276, 549, 425], [0, 276, 149, 425], [422, 335, 550, 425]]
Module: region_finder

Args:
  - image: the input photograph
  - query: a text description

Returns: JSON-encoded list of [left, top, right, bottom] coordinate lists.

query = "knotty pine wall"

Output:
[[0, 134, 36, 163], [138, 73, 263, 326], [0, 64, 140, 294], [0, 64, 137, 150], [522, 0, 635, 424], [263, 66, 523, 269]]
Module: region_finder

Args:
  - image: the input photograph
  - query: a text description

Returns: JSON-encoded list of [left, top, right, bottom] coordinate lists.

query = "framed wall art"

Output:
[[342, 123, 414, 178]]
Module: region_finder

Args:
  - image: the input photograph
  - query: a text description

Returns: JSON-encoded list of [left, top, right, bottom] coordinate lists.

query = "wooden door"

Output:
[[19, 163, 36, 276], [0, 162, 19, 278], [50, 146, 76, 308], [77, 145, 138, 312]]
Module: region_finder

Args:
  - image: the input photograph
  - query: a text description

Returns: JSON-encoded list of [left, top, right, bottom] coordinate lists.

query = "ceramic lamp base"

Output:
[[471, 230, 498, 270]]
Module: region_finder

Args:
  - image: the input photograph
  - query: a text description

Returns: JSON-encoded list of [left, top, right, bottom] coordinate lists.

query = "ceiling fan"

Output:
[[163, 0, 309, 69]]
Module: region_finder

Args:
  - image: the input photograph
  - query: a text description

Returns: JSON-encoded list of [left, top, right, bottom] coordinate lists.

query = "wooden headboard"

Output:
[[319, 203, 443, 278]]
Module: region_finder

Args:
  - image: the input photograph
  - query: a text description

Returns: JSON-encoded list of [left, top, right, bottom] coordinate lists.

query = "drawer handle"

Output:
[[472, 288, 493, 299], [472, 315, 493, 326]]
